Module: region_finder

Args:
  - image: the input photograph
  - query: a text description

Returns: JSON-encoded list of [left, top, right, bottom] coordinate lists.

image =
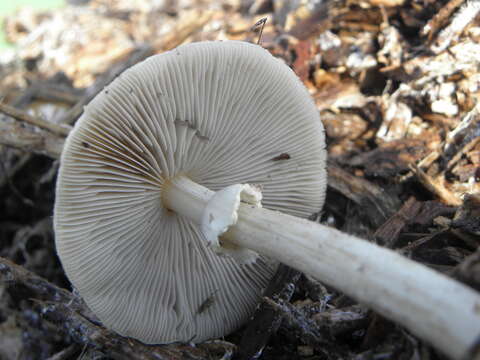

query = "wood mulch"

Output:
[[0, 0, 479, 359]]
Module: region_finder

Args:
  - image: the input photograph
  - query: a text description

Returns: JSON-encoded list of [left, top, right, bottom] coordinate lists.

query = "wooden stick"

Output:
[[0, 102, 71, 137]]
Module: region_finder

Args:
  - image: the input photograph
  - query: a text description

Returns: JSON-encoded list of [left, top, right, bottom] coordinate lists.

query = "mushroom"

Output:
[[54, 40, 324, 344], [54, 41, 480, 359]]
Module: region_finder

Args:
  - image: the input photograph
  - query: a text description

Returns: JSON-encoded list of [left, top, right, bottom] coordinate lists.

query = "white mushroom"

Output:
[[54, 40, 326, 344], [54, 41, 480, 360]]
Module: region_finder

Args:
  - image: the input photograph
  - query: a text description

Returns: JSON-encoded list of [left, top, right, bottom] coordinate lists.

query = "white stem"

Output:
[[163, 176, 480, 360], [163, 176, 214, 221]]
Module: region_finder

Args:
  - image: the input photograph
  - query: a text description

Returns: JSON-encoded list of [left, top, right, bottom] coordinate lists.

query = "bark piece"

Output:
[[235, 265, 301, 360], [327, 163, 401, 227], [373, 197, 422, 247]]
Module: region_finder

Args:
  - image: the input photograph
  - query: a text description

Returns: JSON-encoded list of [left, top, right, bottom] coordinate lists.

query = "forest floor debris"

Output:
[[1, 0, 480, 359]]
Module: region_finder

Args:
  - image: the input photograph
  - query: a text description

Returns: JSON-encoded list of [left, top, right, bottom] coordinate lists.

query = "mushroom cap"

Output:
[[54, 40, 327, 344]]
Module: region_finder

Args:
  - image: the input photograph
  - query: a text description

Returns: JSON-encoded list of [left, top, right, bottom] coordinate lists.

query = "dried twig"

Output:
[[399, 230, 447, 254], [0, 120, 64, 158], [430, 1, 480, 53], [443, 105, 480, 170], [33, 85, 82, 105], [421, 0, 465, 40], [251, 17, 267, 44], [410, 165, 462, 206], [373, 197, 422, 247], [8, 81, 82, 107], [0, 102, 71, 137]]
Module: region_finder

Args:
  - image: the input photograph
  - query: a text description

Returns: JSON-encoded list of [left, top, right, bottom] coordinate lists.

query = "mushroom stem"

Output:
[[163, 176, 480, 360], [162, 175, 214, 222]]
